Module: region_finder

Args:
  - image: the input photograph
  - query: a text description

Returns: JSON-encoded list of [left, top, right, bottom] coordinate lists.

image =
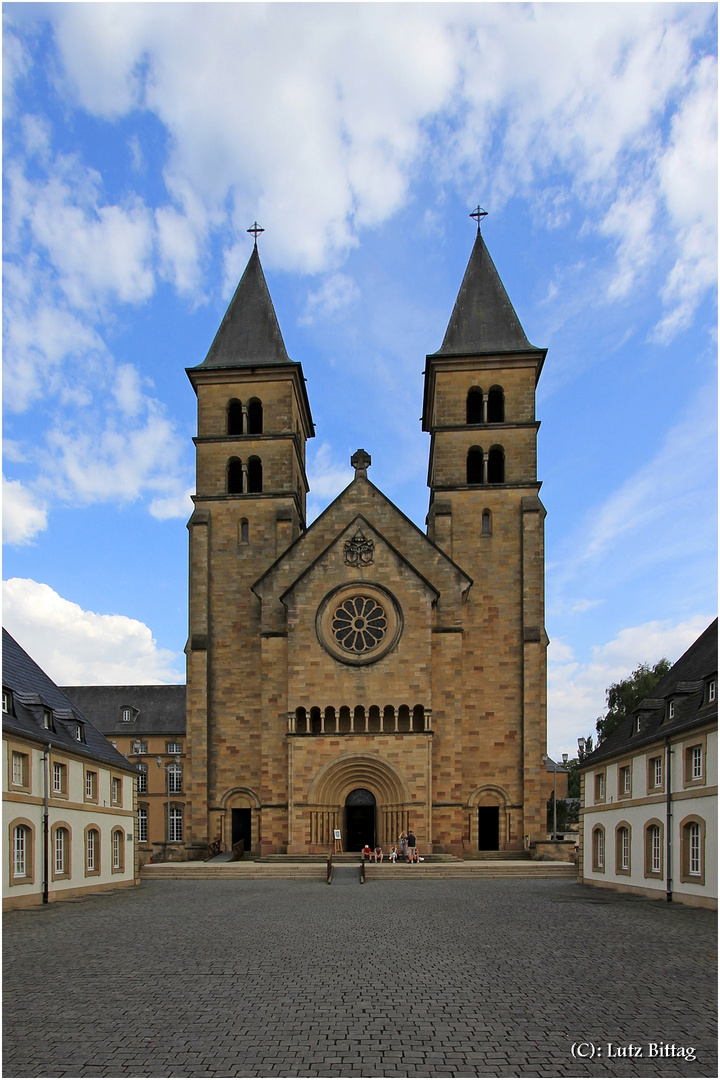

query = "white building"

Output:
[[3, 629, 138, 910], [579, 619, 717, 910]]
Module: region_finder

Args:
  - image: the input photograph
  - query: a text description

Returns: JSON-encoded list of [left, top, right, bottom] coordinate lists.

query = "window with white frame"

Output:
[[12, 751, 26, 787], [668, 700, 675, 719], [592, 827, 604, 871], [86, 829, 98, 871], [2, 689, 12, 713], [708, 680, 716, 704], [54, 827, 68, 875], [75, 723, 84, 742], [85, 771, 97, 800], [692, 745, 703, 780], [43, 708, 53, 729], [168, 763, 183, 794], [617, 825, 630, 871], [594, 773, 605, 801], [137, 764, 147, 794], [112, 830, 123, 870], [169, 807, 183, 842], [653, 756, 662, 788], [689, 822, 701, 875], [137, 807, 148, 843], [121, 708, 133, 722], [651, 825, 661, 874], [13, 825, 27, 877], [53, 761, 67, 794], [167, 742, 182, 755], [134, 741, 147, 755], [111, 777, 121, 804], [619, 765, 631, 796]]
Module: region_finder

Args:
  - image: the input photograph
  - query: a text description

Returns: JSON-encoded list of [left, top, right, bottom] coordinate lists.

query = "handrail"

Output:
[[360, 856, 366, 884], [326, 854, 333, 884]]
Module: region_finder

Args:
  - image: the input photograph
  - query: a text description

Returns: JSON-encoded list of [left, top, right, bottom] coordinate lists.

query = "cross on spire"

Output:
[[470, 205, 488, 232], [247, 221, 265, 246]]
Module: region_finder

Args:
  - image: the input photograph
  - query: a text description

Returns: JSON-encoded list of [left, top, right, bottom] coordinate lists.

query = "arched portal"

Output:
[[345, 788, 376, 851]]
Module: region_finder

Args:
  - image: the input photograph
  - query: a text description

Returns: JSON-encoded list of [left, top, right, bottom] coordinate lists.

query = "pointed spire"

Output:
[[434, 228, 539, 356], [197, 241, 291, 369]]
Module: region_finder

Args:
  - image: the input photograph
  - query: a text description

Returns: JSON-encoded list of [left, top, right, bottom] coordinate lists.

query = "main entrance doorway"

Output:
[[345, 788, 376, 851], [232, 808, 252, 853], [478, 806, 500, 850]]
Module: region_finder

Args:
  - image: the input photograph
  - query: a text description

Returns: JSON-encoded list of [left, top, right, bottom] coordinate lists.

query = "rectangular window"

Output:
[[53, 762, 67, 794], [137, 766, 147, 794], [169, 808, 183, 842], [13, 826, 27, 877], [168, 764, 183, 794], [709, 680, 717, 703], [85, 771, 97, 801], [167, 742, 182, 755], [122, 708, 133, 722], [594, 773, 605, 802], [137, 807, 148, 843], [134, 741, 147, 755], [692, 746, 703, 780], [111, 777, 121, 804], [653, 757, 662, 788], [12, 751, 26, 787], [2, 690, 11, 713], [43, 708, 52, 729], [619, 765, 631, 796], [689, 823, 701, 875]]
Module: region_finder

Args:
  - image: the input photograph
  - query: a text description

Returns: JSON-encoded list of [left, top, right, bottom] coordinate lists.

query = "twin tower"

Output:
[[184, 224, 548, 857]]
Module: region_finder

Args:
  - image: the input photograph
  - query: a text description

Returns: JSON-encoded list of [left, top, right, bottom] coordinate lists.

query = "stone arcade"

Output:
[[184, 221, 548, 858]]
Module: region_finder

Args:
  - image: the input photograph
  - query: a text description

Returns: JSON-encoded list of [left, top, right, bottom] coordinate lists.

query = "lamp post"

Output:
[[156, 755, 181, 854], [543, 752, 569, 839]]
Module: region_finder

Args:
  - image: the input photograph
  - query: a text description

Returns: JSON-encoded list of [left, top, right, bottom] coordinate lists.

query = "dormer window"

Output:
[[43, 708, 53, 730], [708, 680, 716, 704], [668, 701, 675, 720], [635, 715, 642, 733], [2, 688, 12, 714], [121, 707, 136, 723], [75, 723, 85, 742]]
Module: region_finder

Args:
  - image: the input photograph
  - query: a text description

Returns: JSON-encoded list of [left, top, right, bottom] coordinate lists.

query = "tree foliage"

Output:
[[597, 659, 672, 743]]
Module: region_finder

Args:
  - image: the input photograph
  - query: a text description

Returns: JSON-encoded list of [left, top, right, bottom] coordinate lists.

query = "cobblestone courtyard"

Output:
[[3, 872, 717, 1078]]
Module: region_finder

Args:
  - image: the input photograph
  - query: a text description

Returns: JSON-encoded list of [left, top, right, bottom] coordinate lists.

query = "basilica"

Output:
[[183, 221, 549, 858]]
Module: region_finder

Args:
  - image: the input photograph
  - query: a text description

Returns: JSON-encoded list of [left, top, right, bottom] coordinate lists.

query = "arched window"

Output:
[[112, 829, 125, 871], [12, 824, 31, 880], [247, 398, 263, 434], [615, 823, 631, 874], [295, 707, 308, 735], [227, 457, 243, 495], [481, 510, 492, 536], [592, 826, 605, 872], [310, 707, 322, 736], [680, 816, 705, 884], [488, 446, 505, 484], [466, 447, 484, 485], [487, 386, 505, 423], [412, 705, 425, 732], [53, 825, 70, 878], [247, 456, 262, 493], [85, 827, 100, 874], [240, 518, 249, 544], [466, 388, 483, 424], [227, 399, 243, 436], [644, 821, 663, 879]]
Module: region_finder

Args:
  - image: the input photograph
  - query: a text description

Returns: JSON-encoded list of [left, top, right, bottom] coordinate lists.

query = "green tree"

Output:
[[596, 659, 672, 743]]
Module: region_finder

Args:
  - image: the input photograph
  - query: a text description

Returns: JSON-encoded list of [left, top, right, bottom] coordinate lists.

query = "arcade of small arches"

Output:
[[467, 445, 505, 485], [227, 397, 263, 436], [466, 385, 504, 425], [289, 703, 431, 735]]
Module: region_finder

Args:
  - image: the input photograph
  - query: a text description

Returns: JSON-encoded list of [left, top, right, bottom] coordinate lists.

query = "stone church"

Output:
[[184, 222, 548, 858]]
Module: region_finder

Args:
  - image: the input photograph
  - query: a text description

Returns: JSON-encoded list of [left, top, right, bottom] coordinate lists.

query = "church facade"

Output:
[[184, 224, 549, 858]]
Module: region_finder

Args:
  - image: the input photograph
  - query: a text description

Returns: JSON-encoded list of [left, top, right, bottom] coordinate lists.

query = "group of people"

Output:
[[361, 829, 421, 863]]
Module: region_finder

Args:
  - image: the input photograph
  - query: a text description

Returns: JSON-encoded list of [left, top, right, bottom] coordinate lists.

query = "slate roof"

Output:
[[2, 629, 137, 773], [191, 244, 291, 370], [580, 619, 718, 769], [61, 685, 186, 737], [432, 229, 544, 357]]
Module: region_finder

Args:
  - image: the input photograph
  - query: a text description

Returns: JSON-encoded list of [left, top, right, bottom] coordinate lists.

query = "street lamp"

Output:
[[156, 754, 181, 853], [543, 752, 569, 839]]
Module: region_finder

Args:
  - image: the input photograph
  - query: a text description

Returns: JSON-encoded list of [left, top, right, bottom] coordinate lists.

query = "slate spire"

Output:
[[434, 228, 540, 356], [197, 242, 291, 369]]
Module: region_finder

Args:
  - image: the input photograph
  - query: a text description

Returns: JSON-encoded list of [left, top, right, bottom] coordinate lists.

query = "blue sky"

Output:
[[3, 2, 717, 758]]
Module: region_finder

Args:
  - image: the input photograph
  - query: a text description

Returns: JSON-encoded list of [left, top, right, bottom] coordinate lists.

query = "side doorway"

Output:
[[232, 808, 252, 854], [478, 806, 500, 851]]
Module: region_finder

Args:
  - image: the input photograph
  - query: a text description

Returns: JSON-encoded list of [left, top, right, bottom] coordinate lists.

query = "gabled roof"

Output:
[[61, 685, 186, 737], [192, 245, 291, 370], [580, 619, 718, 768], [252, 474, 472, 627], [2, 629, 137, 773], [432, 229, 543, 357]]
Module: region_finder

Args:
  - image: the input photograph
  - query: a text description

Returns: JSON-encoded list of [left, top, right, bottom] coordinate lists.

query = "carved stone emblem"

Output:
[[344, 528, 375, 567]]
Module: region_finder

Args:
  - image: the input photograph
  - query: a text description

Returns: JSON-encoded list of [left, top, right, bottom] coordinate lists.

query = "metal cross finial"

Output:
[[247, 221, 265, 246], [470, 206, 488, 232]]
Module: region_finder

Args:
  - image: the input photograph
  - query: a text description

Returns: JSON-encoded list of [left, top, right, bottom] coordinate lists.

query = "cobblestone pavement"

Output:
[[3, 870, 717, 1078]]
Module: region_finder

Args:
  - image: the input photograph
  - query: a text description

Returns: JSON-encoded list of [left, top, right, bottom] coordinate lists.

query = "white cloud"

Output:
[[149, 487, 195, 521], [306, 442, 355, 523], [2, 578, 183, 684], [2, 478, 48, 546], [547, 614, 713, 758], [301, 274, 360, 325]]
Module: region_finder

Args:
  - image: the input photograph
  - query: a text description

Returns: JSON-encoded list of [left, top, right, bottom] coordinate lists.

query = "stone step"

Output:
[[141, 860, 576, 881]]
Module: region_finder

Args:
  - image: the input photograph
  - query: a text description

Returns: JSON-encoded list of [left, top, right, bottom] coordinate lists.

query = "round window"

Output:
[[316, 584, 402, 666]]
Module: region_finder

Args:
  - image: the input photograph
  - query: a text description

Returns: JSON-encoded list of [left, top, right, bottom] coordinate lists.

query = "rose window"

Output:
[[331, 596, 387, 654]]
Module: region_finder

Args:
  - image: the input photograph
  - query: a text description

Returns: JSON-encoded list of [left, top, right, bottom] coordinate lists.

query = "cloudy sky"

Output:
[[3, 2, 717, 758]]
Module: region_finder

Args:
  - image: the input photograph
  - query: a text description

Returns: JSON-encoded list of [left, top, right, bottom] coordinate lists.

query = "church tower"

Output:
[[422, 218, 548, 847], [184, 238, 314, 855]]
